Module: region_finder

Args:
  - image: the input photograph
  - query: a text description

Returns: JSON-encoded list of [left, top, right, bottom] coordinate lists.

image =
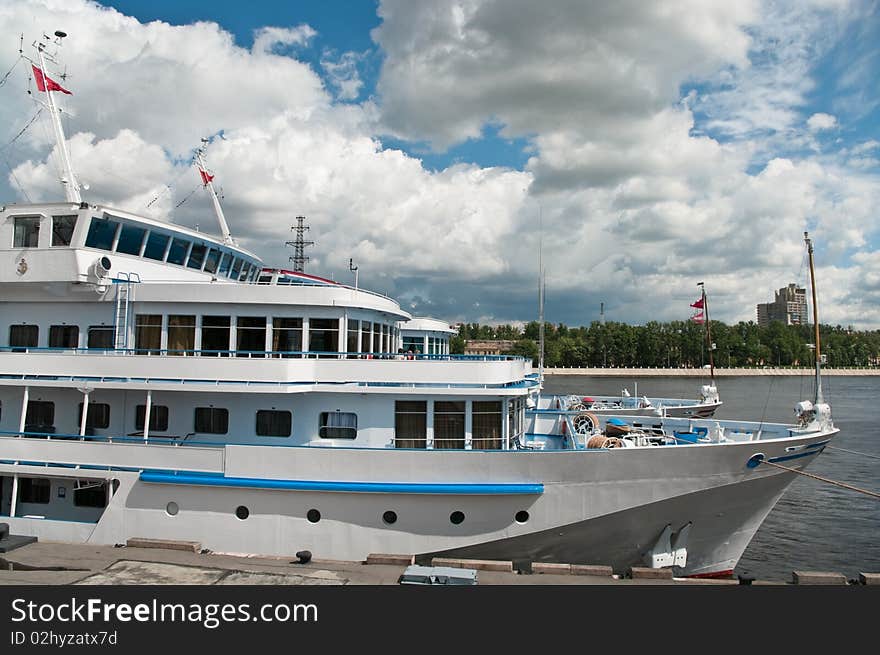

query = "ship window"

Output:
[[24, 401, 54, 434], [194, 407, 228, 434], [85, 217, 119, 250], [49, 325, 79, 348], [201, 315, 231, 356], [204, 248, 221, 274], [319, 411, 357, 439], [116, 224, 146, 255], [87, 326, 114, 349], [402, 336, 423, 355], [136, 405, 169, 432], [143, 232, 170, 261], [256, 410, 292, 437], [229, 257, 243, 279], [73, 481, 107, 508], [13, 216, 41, 248], [434, 401, 465, 449], [272, 318, 303, 357], [395, 401, 427, 449], [309, 319, 339, 355], [168, 315, 195, 355], [77, 403, 111, 430], [236, 316, 266, 356], [51, 215, 77, 246], [218, 252, 232, 275], [472, 401, 502, 450], [346, 320, 359, 357], [134, 314, 162, 354], [9, 324, 38, 350], [187, 243, 207, 270], [238, 262, 251, 281], [361, 322, 372, 355], [166, 237, 190, 265], [18, 478, 50, 504]]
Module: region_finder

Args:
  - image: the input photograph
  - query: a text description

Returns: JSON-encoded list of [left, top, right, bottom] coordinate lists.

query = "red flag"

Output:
[[690, 310, 705, 324], [32, 64, 72, 95], [690, 297, 704, 309], [199, 168, 214, 185]]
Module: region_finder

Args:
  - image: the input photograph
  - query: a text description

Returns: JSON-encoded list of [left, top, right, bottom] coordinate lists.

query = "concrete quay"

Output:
[[543, 367, 878, 376], [0, 541, 875, 586]]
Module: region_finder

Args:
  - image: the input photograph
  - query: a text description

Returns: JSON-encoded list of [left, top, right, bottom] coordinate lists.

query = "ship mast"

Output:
[[34, 31, 81, 204], [698, 281, 715, 383], [804, 232, 823, 404], [195, 140, 234, 245]]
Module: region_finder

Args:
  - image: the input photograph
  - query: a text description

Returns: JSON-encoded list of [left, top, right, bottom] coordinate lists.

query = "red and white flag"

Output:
[[690, 310, 705, 324], [690, 297, 704, 309], [32, 64, 72, 95], [199, 168, 214, 185]]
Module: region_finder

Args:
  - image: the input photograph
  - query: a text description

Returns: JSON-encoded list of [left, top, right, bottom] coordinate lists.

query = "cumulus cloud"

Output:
[[807, 112, 838, 131], [2, 0, 878, 329]]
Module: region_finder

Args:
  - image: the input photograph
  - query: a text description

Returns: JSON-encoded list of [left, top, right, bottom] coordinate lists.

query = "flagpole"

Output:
[[36, 33, 81, 204]]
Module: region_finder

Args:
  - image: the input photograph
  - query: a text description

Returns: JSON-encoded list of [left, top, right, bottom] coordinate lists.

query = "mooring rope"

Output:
[[826, 445, 880, 461], [760, 459, 880, 499]]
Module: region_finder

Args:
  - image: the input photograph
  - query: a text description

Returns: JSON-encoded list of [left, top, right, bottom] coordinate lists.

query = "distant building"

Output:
[[756, 284, 807, 327], [463, 340, 517, 356]]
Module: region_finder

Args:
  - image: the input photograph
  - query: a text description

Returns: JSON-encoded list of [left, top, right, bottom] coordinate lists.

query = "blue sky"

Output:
[[2, 0, 879, 328]]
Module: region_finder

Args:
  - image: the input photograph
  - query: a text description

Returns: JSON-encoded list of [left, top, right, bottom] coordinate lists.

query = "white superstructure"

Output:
[[0, 31, 839, 577]]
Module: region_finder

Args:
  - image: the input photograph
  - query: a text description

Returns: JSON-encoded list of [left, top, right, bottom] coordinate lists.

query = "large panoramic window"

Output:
[[319, 411, 357, 439], [73, 481, 107, 508], [51, 215, 77, 246], [434, 401, 465, 449], [201, 315, 230, 356], [472, 401, 502, 450], [204, 248, 221, 274], [167, 315, 196, 355], [272, 318, 302, 356], [85, 217, 119, 250], [309, 319, 339, 355], [143, 231, 170, 261], [186, 243, 207, 270], [166, 237, 190, 266], [256, 410, 292, 437], [115, 224, 146, 255], [236, 316, 266, 356], [134, 314, 162, 354], [13, 216, 40, 248], [18, 478, 50, 504], [394, 401, 427, 449], [194, 407, 228, 434]]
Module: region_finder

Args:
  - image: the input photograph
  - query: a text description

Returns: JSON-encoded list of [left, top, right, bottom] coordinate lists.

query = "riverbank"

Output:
[[543, 367, 879, 376]]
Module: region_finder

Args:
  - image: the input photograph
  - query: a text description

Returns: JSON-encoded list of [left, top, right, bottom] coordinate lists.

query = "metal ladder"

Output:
[[113, 272, 140, 350]]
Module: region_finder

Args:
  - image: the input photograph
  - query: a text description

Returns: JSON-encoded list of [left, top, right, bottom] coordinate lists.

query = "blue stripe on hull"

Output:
[[139, 471, 543, 495]]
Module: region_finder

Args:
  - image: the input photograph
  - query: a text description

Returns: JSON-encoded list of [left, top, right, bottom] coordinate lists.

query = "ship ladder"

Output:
[[113, 272, 140, 351]]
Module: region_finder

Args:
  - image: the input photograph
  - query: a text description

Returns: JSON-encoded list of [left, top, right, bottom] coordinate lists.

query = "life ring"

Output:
[[572, 411, 599, 435]]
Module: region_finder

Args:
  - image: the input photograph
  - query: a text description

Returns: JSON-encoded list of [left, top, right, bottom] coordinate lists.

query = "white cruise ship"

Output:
[[0, 32, 839, 577]]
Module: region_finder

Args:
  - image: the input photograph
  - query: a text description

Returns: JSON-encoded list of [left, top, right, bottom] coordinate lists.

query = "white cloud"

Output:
[[807, 112, 838, 131], [2, 0, 879, 329]]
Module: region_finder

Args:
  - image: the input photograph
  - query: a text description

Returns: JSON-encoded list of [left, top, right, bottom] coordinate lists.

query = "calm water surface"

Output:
[[542, 374, 880, 582]]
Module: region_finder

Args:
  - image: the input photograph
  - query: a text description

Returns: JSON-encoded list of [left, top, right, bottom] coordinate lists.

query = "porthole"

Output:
[[450, 510, 465, 525], [165, 501, 179, 517], [235, 505, 249, 520], [515, 510, 530, 524], [382, 510, 397, 525], [307, 509, 321, 523]]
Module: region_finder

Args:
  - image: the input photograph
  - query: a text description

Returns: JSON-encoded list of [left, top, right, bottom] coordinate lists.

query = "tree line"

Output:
[[451, 320, 880, 368]]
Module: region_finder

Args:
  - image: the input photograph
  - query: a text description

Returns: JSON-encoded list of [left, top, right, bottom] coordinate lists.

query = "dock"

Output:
[[1, 541, 874, 586]]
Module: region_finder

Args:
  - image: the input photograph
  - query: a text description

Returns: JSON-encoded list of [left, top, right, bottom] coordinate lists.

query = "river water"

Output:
[[541, 374, 880, 582]]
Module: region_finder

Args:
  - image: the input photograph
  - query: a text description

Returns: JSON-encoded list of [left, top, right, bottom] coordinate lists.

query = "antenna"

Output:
[[697, 281, 715, 382], [349, 258, 359, 290], [194, 139, 234, 244], [537, 206, 545, 379], [285, 216, 314, 272]]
